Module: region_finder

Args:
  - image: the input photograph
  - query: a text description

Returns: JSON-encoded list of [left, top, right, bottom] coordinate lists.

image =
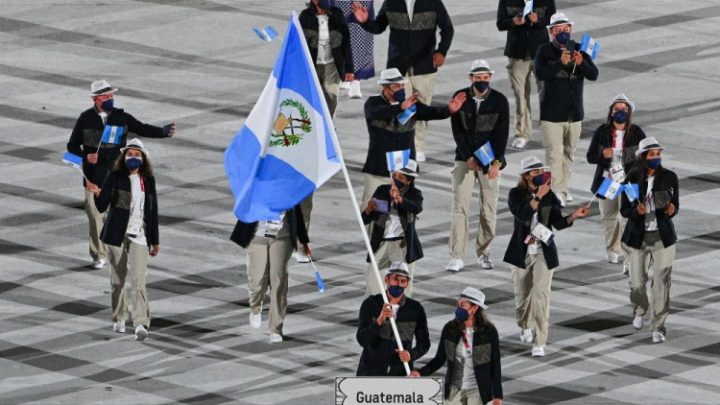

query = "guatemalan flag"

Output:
[[225, 12, 342, 222], [100, 125, 125, 145], [596, 176, 622, 200], [580, 34, 600, 61], [386, 149, 410, 172], [474, 141, 495, 167], [624, 183, 640, 202]]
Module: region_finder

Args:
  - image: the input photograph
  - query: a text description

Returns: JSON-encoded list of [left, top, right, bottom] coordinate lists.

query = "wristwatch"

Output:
[[533, 196, 541, 202]]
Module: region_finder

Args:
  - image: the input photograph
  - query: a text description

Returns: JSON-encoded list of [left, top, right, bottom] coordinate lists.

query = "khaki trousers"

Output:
[[540, 120, 582, 198], [628, 232, 675, 334], [512, 251, 553, 347], [84, 189, 108, 261], [447, 386, 483, 405], [598, 197, 630, 258], [404, 71, 437, 154], [365, 239, 415, 297], [507, 57, 541, 139], [247, 237, 294, 335], [361, 173, 389, 210], [449, 161, 500, 259], [108, 239, 150, 327], [316, 63, 341, 118]]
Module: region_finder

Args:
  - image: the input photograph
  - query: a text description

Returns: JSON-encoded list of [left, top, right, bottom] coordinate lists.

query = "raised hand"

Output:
[[352, 2, 369, 24]]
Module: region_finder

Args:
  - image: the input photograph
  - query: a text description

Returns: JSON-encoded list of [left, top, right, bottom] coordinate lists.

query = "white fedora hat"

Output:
[[396, 159, 419, 178], [547, 12, 574, 29], [121, 138, 148, 156], [610, 93, 636, 112], [459, 287, 488, 310], [90, 80, 118, 96], [519, 156, 549, 174], [635, 136, 664, 157], [377, 68, 408, 85], [469, 59, 494, 75]]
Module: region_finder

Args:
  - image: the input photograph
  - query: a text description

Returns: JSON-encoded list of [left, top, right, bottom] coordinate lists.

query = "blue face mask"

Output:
[[613, 110, 628, 124], [555, 31, 571, 45], [393, 89, 406, 103], [393, 178, 407, 189], [646, 158, 661, 169], [455, 307, 469, 322], [125, 157, 142, 170], [101, 99, 114, 111], [317, 0, 330, 9], [473, 81, 489, 93], [387, 285, 405, 298], [532, 173, 546, 186]]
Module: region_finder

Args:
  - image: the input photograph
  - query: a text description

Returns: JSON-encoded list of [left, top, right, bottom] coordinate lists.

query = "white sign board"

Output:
[[335, 377, 444, 405]]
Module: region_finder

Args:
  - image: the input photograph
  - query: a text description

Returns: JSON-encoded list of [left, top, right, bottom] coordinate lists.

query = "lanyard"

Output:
[[139, 176, 145, 192], [461, 331, 471, 351], [611, 129, 625, 150]]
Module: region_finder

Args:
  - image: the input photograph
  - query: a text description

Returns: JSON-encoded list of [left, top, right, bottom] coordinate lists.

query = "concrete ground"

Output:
[[1, 0, 720, 404]]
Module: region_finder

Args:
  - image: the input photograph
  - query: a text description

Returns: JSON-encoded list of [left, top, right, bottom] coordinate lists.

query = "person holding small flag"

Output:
[[587, 94, 646, 273], [496, 0, 556, 150], [356, 262, 430, 376], [503, 156, 589, 357], [446, 60, 509, 273], [360, 68, 465, 209], [411, 287, 503, 405], [362, 159, 423, 296], [534, 12, 598, 207], [67, 80, 175, 269], [620, 137, 679, 344], [230, 205, 312, 344], [93, 139, 159, 341]]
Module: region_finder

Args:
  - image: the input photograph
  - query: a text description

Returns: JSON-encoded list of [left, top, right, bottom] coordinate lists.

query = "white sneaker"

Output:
[[91, 259, 107, 269], [446, 258, 464, 272], [135, 325, 148, 341], [520, 329, 533, 343], [112, 320, 126, 333], [416, 152, 426, 162], [249, 312, 262, 329], [565, 192, 573, 202], [652, 331, 666, 343], [623, 261, 630, 275], [559, 196, 566, 208], [632, 315, 644, 330], [294, 252, 311, 263], [339, 81, 351, 90], [478, 255, 494, 269], [531, 345, 545, 357], [348, 80, 362, 99], [511, 137, 528, 149], [608, 253, 621, 264], [269, 333, 283, 343]]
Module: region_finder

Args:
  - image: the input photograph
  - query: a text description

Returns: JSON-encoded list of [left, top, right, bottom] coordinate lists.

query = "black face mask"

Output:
[[317, 0, 330, 9], [473, 81, 489, 93]]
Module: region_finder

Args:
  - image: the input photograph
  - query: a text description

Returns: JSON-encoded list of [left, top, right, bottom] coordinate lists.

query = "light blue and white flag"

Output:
[[62, 151, 83, 169], [100, 125, 124, 145], [397, 104, 416, 125], [225, 12, 342, 222], [580, 33, 600, 60], [522, 0, 534, 18], [386, 149, 411, 172], [473, 141, 495, 167], [624, 183, 640, 202], [596, 176, 622, 200], [253, 25, 280, 42]]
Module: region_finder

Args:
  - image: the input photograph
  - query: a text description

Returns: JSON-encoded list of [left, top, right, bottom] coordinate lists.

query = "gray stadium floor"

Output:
[[2, 0, 720, 404]]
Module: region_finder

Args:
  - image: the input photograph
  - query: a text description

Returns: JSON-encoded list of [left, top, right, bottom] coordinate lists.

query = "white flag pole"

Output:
[[292, 10, 411, 376]]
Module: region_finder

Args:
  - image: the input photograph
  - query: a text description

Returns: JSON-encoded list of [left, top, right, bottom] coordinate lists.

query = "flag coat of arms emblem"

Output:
[[224, 12, 341, 222], [580, 33, 600, 61], [101, 125, 125, 145]]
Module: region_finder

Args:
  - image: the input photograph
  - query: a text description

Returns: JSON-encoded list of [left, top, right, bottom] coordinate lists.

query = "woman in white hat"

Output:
[[587, 94, 646, 273], [503, 156, 589, 357], [411, 287, 503, 405], [620, 137, 678, 344], [94, 139, 159, 342]]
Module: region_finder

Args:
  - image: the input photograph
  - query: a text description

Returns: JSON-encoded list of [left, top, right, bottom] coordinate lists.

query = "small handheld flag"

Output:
[[100, 125, 125, 145], [386, 149, 411, 173], [253, 25, 279, 42], [309, 258, 326, 293], [62, 151, 89, 181], [473, 141, 495, 167], [397, 105, 416, 125], [624, 183, 640, 202], [596, 177, 622, 200], [522, 0, 534, 18], [580, 33, 600, 61]]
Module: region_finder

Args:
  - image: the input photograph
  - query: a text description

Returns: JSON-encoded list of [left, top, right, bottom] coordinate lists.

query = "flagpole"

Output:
[[291, 10, 411, 375]]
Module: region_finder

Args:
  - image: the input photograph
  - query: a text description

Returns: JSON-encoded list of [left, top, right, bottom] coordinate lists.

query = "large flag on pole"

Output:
[[225, 12, 342, 222]]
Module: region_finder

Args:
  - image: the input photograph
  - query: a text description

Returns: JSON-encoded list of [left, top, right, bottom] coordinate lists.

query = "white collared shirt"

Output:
[[316, 15, 334, 64], [405, 0, 416, 22]]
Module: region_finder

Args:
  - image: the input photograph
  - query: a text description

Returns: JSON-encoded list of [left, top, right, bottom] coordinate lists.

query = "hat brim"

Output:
[[469, 69, 495, 75], [460, 295, 488, 309], [635, 146, 664, 157], [120, 145, 147, 156], [520, 164, 549, 174], [386, 269, 411, 280], [396, 168, 418, 178], [91, 87, 118, 96], [378, 77, 409, 85], [546, 21, 574, 29]]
